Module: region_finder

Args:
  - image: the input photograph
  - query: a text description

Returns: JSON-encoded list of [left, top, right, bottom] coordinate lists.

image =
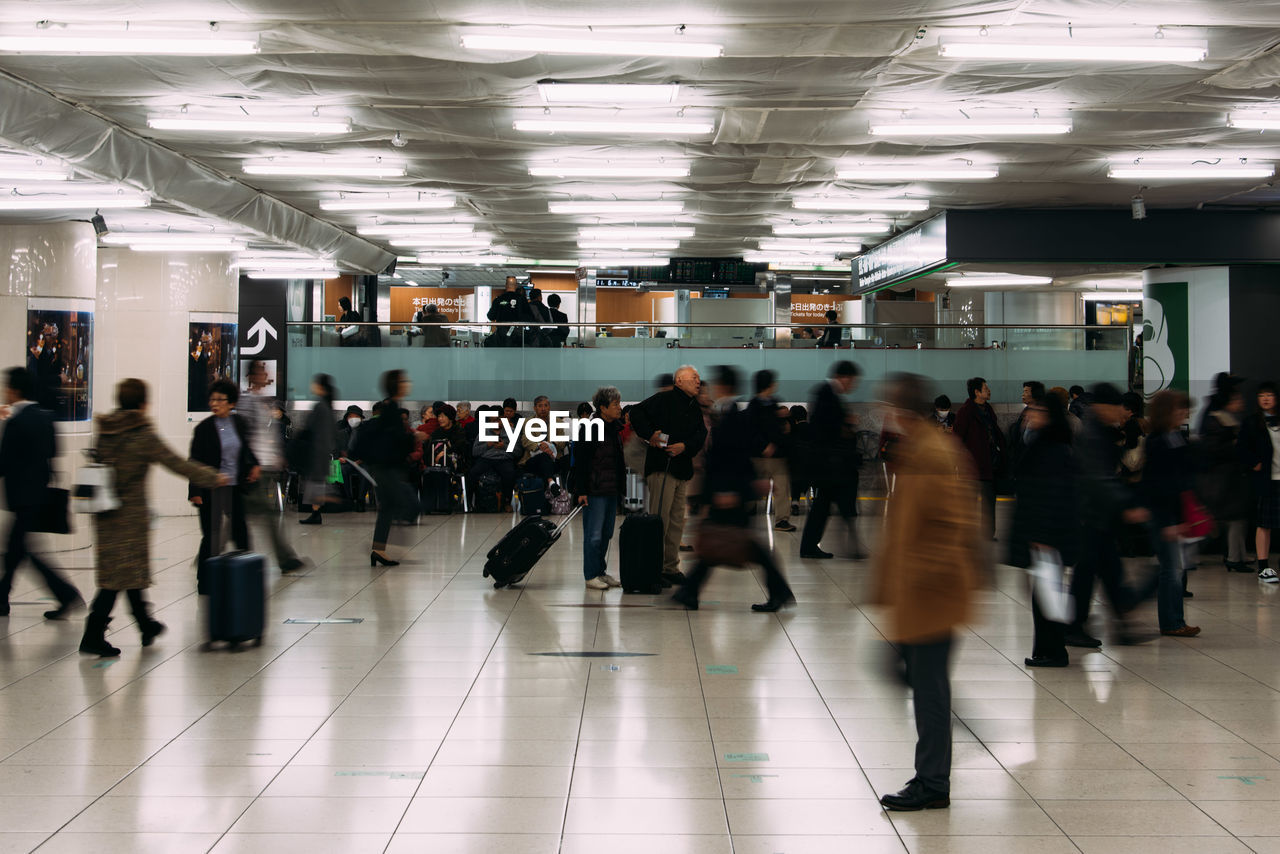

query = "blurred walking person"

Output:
[[1238, 381, 1280, 583], [0, 367, 83, 619], [298, 375, 339, 526], [1199, 377, 1250, 572], [79, 379, 223, 656], [1143, 390, 1201, 637], [873, 373, 983, 812], [748, 370, 795, 532], [240, 360, 304, 573], [799, 360, 863, 559], [355, 370, 416, 566], [1007, 391, 1077, 667]]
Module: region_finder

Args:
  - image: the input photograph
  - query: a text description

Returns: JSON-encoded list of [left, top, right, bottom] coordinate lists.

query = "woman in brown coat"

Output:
[[79, 378, 223, 657], [871, 373, 983, 812]]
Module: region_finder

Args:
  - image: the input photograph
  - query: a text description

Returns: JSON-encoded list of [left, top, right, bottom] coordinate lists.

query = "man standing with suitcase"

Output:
[[629, 365, 708, 585]]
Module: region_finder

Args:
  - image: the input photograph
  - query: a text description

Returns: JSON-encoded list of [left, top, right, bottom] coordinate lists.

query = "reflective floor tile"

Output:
[[564, 797, 727, 835], [732, 837, 906, 854], [210, 834, 392, 854], [725, 798, 895, 835], [570, 766, 723, 800], [561, 835, 734, 854], [1195, 801, 1280, 836], [432, 739, 578, 767], [61, 796, 255, 834], [864, 769, 1030, 801], [109, 765, 278, 798], [29, 833, 222, 854], [1010, 768, 1182, 800], [1072, 838, 1255, 854], [1041, 801, 1230, 837], [0, 796, 96, 832], [985, 741, 1145, 771], [0, 764, 132, 796], [229, 795, 410, 833], [417, 765, 573, 798], [262, 765, 428, 797], [901, 836, 1078, 854], [398, 797, 567, 834], [720, 767, 877, 800], [887, 801, 1062, 836], [383, 834, 561, 854]]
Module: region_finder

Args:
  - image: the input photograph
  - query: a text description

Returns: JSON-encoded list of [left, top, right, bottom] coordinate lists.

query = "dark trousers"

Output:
[[979, 479, 996, 540], [1069, 526, 1154, 631], [1030, 588, 1067, 661], [679, 539, 792, 603], [89, 587, 149, 623], [1, 507, 80, 606], [800, 479, 857, 553], [370, 463, 414, 549], [196, 487, 249, 594], [900, 635, 954, 793]]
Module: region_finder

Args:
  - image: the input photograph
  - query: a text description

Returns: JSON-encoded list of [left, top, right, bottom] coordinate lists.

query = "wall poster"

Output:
[[26, 298, 93, 422], [188, 315, 238, 414]]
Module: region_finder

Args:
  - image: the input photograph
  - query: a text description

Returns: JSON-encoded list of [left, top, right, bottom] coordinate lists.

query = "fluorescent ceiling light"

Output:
[[1108, 164, 1274, 179], [539, 83, 680, 103], [743, 252, 841, 266], [1228, 113, 1280, 131], [529, 164, 689, 178], [869, 120, 1071, 136], [245, 269, 340, 279], [390, 237, 492, 248], [772, 223, 887, 236], [528, 268, 578, 274], [0, 33, 259, 55], [128, 242, 247, 253], [244, 161, 405, 178], [579, 227, 693, 239], [462, 33, 722, 58], [579, 256, 671, 266], [578, 240, 680, 250], [0, 159, 69, 181], [946, 275, 1053, 287], [415, 254, 509, 264], [509, 258, 581, 266], [794, 197, 929, 212], [515, 119, 714, 135], [148, 115, 351, 134], [938, 37, 1206, 63], [552, 199, 691, 213], [101, 233, 244, 247], [837, 165, 998, 180], [1082, 291, 1143, 301], [320, 196, 452, 211], [758, 239, 861, 252], [0, 195, 149, 210], [357, 224, 475, 236]]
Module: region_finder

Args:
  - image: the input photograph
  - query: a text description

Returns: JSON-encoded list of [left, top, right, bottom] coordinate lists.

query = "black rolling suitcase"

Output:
[[484, 505, 582, 588], [203, 491, 266, 650], [620, 468, 667, 593], [421, 466, 460, 514]]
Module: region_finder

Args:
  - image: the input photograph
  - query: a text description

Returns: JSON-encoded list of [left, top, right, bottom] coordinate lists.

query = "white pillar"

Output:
[[97, 249, 238, 516], [0, 222, 98, 552]]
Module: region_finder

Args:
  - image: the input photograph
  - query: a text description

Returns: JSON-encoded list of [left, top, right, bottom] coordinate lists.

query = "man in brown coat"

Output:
[[871, 373, 984, 811]]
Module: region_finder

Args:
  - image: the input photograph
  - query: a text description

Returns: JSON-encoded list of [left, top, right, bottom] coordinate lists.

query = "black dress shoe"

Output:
[[280, 558, 306, 573], [1183, 589, 1194, 598], [799, 549, 833, 559], [1024, 655, 1069, 668], [44, 595, 85, 621], [1063, 630, 1102, 648], [879, 779, 950, 811], [751, 593, 796, 613], [671, 590, 699, 610]]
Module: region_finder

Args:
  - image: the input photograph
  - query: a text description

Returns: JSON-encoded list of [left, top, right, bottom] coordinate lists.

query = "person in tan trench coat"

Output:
[[79, 378, 223, 657], [871, 373, 984, 812]]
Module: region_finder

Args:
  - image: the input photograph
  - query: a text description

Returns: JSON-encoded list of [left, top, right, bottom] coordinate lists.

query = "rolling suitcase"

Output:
[[483, 505, 582, 588], [517, 473, 548, 516], [623, 470, 646, 514], [202, 490, 266, 651], [421, 466, 460, 514], [619, 513, 664, 594]]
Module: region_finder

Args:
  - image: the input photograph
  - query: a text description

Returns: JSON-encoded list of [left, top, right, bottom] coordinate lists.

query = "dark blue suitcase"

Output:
[[203, 550, 266, 650], [619, 513, 664, 594]]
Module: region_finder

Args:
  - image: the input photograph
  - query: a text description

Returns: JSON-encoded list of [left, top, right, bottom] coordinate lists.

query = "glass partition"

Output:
[[285, 321, 1134, 405]]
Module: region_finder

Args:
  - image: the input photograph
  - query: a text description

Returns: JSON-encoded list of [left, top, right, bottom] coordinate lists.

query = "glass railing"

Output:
[[282, 321, 1136, 405]]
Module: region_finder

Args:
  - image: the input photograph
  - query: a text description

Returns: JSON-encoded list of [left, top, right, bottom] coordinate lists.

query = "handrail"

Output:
[[297, 320, 1126, 330]]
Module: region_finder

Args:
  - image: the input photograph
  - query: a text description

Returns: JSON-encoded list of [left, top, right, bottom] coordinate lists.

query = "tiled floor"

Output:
[[1, 508, 1279, 853]]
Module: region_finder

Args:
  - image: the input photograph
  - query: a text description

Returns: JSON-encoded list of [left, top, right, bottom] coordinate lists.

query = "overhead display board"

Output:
[[854, 213, 950, 294]]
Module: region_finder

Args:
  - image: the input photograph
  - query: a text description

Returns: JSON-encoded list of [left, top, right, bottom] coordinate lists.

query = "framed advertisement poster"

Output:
[[26, 298, 93, 423], [188, 313, 238, 416]]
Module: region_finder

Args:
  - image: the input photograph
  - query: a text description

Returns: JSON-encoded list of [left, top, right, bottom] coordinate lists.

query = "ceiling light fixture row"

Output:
[[319, 194, 453, 212], [148, 114, 352, 134]]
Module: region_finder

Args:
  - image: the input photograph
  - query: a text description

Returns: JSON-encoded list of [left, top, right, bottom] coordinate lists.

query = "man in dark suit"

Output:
[[0, 367, 83, 619], [799, 360, 863, 559], [189, 379, 259, 592]]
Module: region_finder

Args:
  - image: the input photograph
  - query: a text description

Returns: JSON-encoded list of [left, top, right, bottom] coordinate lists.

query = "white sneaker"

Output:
[[1260, 568, 1279, 583], [601, 573, 622, 588], [585, 576, 610, 590]]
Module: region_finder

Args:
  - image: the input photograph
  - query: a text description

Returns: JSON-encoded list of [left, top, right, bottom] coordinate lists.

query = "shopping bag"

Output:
[[1180, 490, 1214, 542], [1029, 545, 1073, 624], [72, 461, 120, 514], [326, 458, 344, 484]]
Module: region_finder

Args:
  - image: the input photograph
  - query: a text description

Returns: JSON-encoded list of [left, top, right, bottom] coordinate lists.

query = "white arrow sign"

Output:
[[242, 317, 278, 356]]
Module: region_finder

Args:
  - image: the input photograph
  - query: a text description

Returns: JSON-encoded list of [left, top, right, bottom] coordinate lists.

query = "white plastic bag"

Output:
[[72, 462, 120, 514], [1029, 545, 1074, 624]]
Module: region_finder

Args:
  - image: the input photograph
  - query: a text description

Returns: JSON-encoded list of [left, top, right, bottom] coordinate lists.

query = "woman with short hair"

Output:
[[571, 386, 625, 590]]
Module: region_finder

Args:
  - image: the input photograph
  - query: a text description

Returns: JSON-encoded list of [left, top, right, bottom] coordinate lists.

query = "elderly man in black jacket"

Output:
[[0, 367, 82, 619], [799, 360, 863, 559], [629, 364, 708, 584]]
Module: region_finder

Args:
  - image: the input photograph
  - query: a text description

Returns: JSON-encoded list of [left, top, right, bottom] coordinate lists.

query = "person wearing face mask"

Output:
[[335, 405, 370, 512], [1239, 380, 1280, 583], [932, 395, 955, 432], [1007, 392, 1077, 667]]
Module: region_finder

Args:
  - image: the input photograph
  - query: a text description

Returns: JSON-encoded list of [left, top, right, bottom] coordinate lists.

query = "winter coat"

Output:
[[1199, 409, 1250, 521], [953, 398, 1005, 481], [299, 400, 336, 483], [1142, 431, 1196, 530], [1239, 410, 1278, 490], [1076, 413, 1138, 532], [870, 419, 982, 644], [628, 387, 708, 480], [570, 417, 625, 499], [1008, 434, 1078, 569], [93, 410, 220, 590]]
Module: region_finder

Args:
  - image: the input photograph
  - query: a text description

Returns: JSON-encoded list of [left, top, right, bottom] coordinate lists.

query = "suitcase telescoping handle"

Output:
[[552, 503, 583, 537]]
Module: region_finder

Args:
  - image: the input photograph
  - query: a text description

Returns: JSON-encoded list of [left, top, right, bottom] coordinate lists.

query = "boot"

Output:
[[79, 615, 121, 657], [127, 591, 165, 647], [299, 509, 322, 525]]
